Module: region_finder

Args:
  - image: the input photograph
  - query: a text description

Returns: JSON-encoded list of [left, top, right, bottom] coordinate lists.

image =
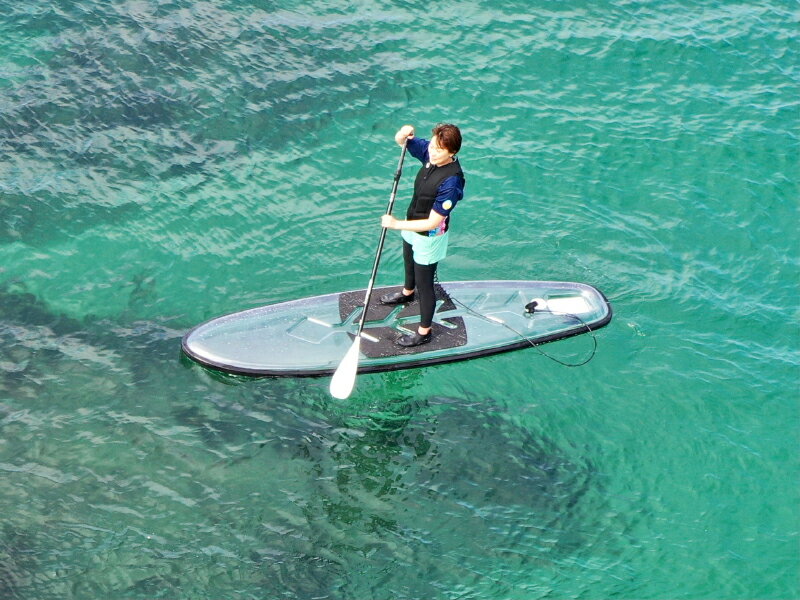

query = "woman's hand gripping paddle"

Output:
[[330, 140, 409, 399]]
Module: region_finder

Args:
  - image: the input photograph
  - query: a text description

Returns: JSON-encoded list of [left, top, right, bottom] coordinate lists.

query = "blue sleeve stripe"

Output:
[[432, 175, 465, 216]]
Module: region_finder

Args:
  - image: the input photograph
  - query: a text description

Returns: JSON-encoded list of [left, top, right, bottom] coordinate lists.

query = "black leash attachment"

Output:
[[524, 300, 539, 314], [521, 298, 598, 368]]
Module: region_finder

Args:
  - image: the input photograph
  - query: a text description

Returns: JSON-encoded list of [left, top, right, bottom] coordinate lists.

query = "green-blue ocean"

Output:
[[1, 1, 797, 598]]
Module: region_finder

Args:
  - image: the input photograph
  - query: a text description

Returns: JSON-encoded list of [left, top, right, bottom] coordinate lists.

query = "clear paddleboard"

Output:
[[181, 280, 612, 376]]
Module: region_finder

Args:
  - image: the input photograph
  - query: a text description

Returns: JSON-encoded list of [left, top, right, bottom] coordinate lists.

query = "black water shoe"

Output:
[[397, 330, 432, 347], [380, 290, 414, 305]]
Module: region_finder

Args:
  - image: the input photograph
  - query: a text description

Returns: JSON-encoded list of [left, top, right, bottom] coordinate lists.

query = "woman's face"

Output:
[[428, 135, 453, 166]]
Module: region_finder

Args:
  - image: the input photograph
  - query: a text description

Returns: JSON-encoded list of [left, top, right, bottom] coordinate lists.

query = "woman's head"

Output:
[[431, 123, 462, 155]]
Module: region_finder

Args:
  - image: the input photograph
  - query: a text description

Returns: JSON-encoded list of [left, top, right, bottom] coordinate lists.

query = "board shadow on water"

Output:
[[170, 378, 609, 598]]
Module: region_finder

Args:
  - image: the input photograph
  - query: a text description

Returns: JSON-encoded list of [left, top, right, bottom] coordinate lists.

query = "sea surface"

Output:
[[1, 1, 797, 598]]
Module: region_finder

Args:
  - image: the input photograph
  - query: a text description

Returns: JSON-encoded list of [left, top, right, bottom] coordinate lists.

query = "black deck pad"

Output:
[[338, 285, 467, 358]]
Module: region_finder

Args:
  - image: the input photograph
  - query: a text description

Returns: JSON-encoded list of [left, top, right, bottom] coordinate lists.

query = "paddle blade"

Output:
[[329, 336, 362, 399]]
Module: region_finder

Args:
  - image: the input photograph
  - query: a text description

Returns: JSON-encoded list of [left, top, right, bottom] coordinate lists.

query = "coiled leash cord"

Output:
[[433, 271, 598, 368]]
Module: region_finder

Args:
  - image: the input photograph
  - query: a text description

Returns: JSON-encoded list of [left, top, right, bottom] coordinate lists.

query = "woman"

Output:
[[380, 123, 466, 347]]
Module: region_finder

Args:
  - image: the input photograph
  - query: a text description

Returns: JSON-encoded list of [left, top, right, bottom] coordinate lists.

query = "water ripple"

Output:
[[1, 0, 797, 598]]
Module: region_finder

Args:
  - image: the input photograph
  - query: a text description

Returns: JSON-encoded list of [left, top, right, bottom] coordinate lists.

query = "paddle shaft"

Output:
[[355, 140, 408, 337]]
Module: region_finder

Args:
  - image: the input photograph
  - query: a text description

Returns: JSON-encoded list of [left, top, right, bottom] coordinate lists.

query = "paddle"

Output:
[[330, 139, 409, 399]]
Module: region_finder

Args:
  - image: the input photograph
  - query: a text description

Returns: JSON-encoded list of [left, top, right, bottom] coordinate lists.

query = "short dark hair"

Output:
[[432, 123, 462, 155]]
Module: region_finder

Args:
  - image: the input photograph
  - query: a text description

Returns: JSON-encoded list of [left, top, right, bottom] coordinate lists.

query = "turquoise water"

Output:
[[1, 1, 798, 598]]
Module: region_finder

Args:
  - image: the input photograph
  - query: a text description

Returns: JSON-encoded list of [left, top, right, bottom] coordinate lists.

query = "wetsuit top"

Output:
[[405, 137, 465, 237]]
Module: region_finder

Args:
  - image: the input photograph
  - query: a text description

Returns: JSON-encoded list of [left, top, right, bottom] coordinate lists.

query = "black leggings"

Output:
[[403, 240, 438, 329]]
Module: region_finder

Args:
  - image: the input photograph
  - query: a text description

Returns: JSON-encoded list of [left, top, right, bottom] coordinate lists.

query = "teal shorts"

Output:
[[400, 230, 449, 265]]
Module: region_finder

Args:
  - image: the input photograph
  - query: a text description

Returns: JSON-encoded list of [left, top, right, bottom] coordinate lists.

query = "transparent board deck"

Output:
[[181, 280, 613, 377]]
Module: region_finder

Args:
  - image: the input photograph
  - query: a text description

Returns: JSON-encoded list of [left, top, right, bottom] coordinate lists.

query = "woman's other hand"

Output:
[[381, 214, 399, 229], [395, 125, 415, 145]]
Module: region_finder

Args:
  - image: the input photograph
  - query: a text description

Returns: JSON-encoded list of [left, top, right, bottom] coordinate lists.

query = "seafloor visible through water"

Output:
[[1, 1, 797, 598]]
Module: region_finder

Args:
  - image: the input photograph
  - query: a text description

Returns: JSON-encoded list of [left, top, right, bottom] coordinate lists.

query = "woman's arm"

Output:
[[381, 210, 445, 232]]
